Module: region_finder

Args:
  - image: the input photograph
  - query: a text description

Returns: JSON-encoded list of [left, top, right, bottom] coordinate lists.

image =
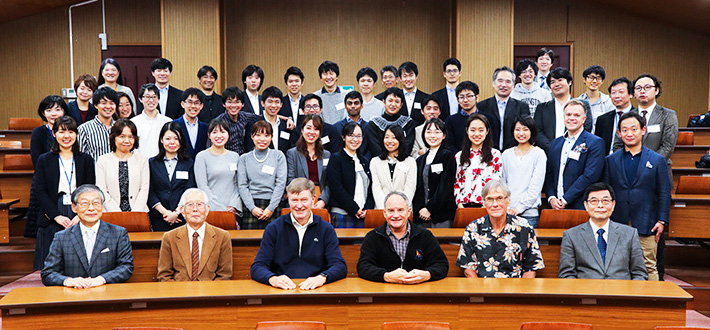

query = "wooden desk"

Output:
[[680, 127, 710, 145], [671, 145, 709, 167], [127, 228, 565, 282], [0, 171, 32, 208], [0, 278, 691, 330], [0, 198, 19, 243], [0, 130, 32, 148], [669, 194, 710, 239]]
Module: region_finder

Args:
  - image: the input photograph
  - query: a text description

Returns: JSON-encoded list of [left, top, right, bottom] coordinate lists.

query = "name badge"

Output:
[[335, 102, 345, 110], [321, 136, 330, 145], [176, 171, 189, 180], [322, 158, 329, 166], [229, 163, 237, 171], [63, 194, 72, 205], [280, 131, 290, 140], [568, 151, 581, 161], [431, 163, 444, 173], [647, 124, 661, 133], [262, 165, 275, 175], [413, 102, 422, 110], [397, 163, 410, 172]]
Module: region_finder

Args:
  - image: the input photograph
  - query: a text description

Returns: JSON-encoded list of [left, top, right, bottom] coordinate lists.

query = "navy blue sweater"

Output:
[[251, 214, 347, 284]]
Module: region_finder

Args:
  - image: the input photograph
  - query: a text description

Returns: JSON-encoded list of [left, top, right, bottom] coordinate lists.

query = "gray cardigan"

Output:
[[286, 147, 331, 204]]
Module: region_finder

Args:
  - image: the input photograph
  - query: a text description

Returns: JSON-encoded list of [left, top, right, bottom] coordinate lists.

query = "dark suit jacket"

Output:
[[34, 152, 96, 226], [30, 125, 54, 166], [603, 146, 671, 235], [534, 99, 594, 153], [199, 93, 224, 123], [173, 116, 208, 159], [147, 157, 196, 231], [544, 130, 604, 210], [279, 94, 302, 120], [242, 92, 265, 115], [612, 105, 679, 163], [137, 85, 184, 120], [244, 117, 295, 155], [559, 221, 647, 280], [326, 151, 374, 217], [41, 221, 134, 286], [432, 87, 456, 122], [594, 107, 636, 155], [66, 101, 97, 125], [156, 223, 233, 281], [413, 148, 457, 224], [477, 96, 531, 151], [444, 111, 495, 153], [403, 89, 430, 125]]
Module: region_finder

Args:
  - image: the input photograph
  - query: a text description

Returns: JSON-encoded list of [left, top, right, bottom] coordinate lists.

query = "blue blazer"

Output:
[[603, 146, 671, 235], [66, 101, 97, 125], [41, 221, 134, 286], [147, 157, 196, 231], [544, 130, 604, 209], [173, 116, 208, 159]]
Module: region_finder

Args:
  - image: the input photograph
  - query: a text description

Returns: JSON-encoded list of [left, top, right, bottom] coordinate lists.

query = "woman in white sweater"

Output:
[[501, 116, 546, 228], [369, 125, 417, 209], [95, 119, 150, 212]]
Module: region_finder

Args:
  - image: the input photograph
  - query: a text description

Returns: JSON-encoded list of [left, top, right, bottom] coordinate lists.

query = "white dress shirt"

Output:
[[158, 84, 169, 116], [554, 96, 571, 138], [290, 212, 314, 256], [80, 221, 101, 262], [638, 101, 657, 123], [589, 219, 610, 243], [289, 93, 302, 122], [556, 129, 582, 200], [345, 149, 366, 209], [247, 90, 261, 115], [186, 222, 206, 257]]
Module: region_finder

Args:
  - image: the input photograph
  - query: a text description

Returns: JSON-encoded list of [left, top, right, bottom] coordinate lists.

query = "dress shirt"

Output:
[[556, 130, 582, 200], [588, 219, 610, 243], [80, 221, 100, 262], [385, 223, 411, 263], [186, 222, 206, 257], [290, 212, 314, 255], [495, 96, 508, 150], [267, 117, 281, 150], [554, 96, 571, 138], [247, 91, 260, 115], [164, 156, 178, 179], [289, 94, 302, 122], [638, 101, 657, 123], [131, 112, 172, 158], [182, 115, 199, 149], [622, 149, 641, 184], [611, 105, 633, 154], [58, 156, 76, 194], [536, 72, 550, 90], [345, 149, 366, 209], [158, 85, 169, 116], [404, 87, 417, 113], [446, 86, 458, 116], [425, 146, 439, 165]]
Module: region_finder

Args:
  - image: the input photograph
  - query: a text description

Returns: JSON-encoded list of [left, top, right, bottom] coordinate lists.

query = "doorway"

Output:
[[101, 45, 162, 96]]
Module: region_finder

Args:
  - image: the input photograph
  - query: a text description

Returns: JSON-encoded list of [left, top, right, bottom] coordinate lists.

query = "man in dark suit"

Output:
[[477, 67, 530, 151], [398, 61, 430, 125], [545, 99, 604, 210], [595, 77, 636, 155], [244, 86, 295, 155], [280, 66, 304, 122], [196, 65, 224, 122], [444, 81, 494, 153], [558, 183, 647, 280], [138, 58, 183, 119], [173, 88, 208, 159], [534, 67, 593, 153], [604, 112, 671, 281], [375, 65, 398, 101], [242, 64, 265, 115], [431, 57, 462, 122], [41, 184, 134, 287]]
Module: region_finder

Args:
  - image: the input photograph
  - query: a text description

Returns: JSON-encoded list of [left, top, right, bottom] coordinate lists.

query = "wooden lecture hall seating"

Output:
[[382, 321, 451, 330], [255, 321, 327, 330], [7, 118, 42, 131], [520, 323, 593, 330]]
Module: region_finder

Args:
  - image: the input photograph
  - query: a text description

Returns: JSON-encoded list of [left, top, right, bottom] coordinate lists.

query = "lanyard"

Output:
[[59, 156, 75, 193], [47, 125, 54, 140]]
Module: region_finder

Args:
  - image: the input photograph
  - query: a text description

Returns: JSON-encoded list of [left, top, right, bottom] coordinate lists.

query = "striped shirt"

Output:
[[385, 223, 411, 263], [78, 117, 113, 162]]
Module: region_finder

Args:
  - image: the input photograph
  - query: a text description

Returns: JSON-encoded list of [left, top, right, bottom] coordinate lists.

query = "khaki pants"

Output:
[[639, 235, 659, 281]]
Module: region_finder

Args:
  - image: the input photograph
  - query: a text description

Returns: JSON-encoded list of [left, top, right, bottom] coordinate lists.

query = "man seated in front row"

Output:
[[251, 178, 347, 290], [157, 188, 233, 281], [456, 179, 544, 278], [558, 183, 647, 280], [357, 192, 448, 284], [41, 184, 134, 288]]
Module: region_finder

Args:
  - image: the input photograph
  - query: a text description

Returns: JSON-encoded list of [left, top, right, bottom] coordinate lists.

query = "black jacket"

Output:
[[533, 99, 594, 153], [325, 151, 374, 217], [66, 101, 97, 125], [477, 96, 531, 151], [137, 85, 184, 120], [444, 111, 495, 153], [432, 87, 456, 122], [413, 149, 457, 224], [594, 107, 636, 155], [357, 221, 449, 282]]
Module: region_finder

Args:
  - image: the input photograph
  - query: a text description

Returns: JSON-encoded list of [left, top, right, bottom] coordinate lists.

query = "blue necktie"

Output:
[[597, 228, 606, 264]]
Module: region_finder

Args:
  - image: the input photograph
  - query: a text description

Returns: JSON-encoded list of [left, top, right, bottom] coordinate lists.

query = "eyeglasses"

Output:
[[346, 134, 363, 140], [184, 202, 206, 210], [184, 100, 202, 106], [586, 75, 603, 82], [458, 94, 476, 100], [304, 105, 320, 110], [445, 69, 460, 74], [77, 200, 103, 209], [142, 95, 159, 100], [484, 196, 508, 205], [586, 198, 613, 206], [634, 85, 655, 92]]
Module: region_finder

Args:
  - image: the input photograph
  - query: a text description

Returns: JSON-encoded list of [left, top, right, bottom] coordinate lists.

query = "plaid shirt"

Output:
[[386, 223, 411, 263]]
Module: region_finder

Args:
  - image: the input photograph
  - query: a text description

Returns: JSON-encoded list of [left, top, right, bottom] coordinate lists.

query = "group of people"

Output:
[[31, 48, 677, 286]]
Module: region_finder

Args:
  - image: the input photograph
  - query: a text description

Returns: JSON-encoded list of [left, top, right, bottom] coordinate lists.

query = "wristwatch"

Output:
[[319, 272, 328, 279]]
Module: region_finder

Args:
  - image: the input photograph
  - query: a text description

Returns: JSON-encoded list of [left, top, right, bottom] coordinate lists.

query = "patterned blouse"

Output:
[[456, 214, 544, 278], [454, 148, 502, 205]]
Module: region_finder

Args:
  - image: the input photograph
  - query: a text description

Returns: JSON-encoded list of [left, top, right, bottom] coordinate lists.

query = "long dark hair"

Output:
[[296, 114, 325, 160], [98, 58, 124, 85], [50, 116, 80, 154], [156, 122, 190, 161], [460, 113, 493, 167], [511, 116, 537, 146], [379, 125, 408, 161]]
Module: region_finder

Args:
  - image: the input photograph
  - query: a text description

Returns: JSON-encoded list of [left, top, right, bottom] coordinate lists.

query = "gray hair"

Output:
[[178, 188, 209, 209], [481, 179, 511, 199], [71, 184, 105, 205], [384, 191, 410, 207], [492, 66, 516, 82], [286, 178, 316, 197]]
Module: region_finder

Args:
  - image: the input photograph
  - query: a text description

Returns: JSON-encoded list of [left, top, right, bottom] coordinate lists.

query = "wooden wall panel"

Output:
[[72, 2, 102, 83], [162, 0, 221, 92], [223, 0, 451, 96], [456, 0, 514, 100], [106, 0, 161, 45], [514, 0, 567, 43]]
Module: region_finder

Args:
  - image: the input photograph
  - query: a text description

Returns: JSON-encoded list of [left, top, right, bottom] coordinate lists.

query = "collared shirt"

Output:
[[589, 219, 610, 243], [610, 105, 633, 154], [183, 115, 199, 148], [164, 156, 178, 179], [404, 87, 417, 113], [80, 221, 101, 262], [495, 96, 508, 150], [536, 72, 550, 90], [266, 117, 281, 150], [446, 86, 459, 116], [131, 112, 172, 158], [554, 96, 571, 138], [385, 222, 411, 262], [344, 149, 366, 209], [186, 222, 206, 257], [557, 129, 582, 199], [158, 85, 169, 116], [247, 91, 261, 115], [78, 117, 114, 162], [638, 101, 657, 123], [456, 214, 544, 278], [289, 93, 302, 122], [622, 149, 641, 184], [290, 212, 314, 255], [58, 155, 76, 195]]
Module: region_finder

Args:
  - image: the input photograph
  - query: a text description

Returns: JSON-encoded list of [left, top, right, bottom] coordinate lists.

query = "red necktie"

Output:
[[191, 232, 199, 281]]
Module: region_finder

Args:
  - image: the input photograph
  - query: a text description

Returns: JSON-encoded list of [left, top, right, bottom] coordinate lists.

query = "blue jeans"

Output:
[[519, 215, 539, 228]]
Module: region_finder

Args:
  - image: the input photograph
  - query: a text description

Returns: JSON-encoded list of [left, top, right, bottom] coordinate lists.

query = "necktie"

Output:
[[597, 228, 607, 264], [540, 76, 546, 87], [85, 228, 94, 263], [641, 110, 648, 124], [191, 231, 200, 281], [617, 111, 623, 118]]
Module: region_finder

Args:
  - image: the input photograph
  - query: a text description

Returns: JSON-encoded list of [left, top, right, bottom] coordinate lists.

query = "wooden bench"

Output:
[[670, 145, 709, 167], [679, 127, 710, 145], [538, 209, 588, 229]]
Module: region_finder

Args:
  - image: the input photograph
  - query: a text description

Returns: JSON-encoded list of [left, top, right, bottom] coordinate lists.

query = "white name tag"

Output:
[[63, 194, 72, 205], [431, 163, 444, 173], [414, 102, 422, 110], [321, 136, 330, 145], [568, 151, 581, 161], [335, 102, 345, 110], [322, 158, 329, 166], [280, 131, 290, 140], [229, 163, 237, 171], [176, 171, 189, 180], [647, 124, 661, 133], [397, 163, 410, 172], [262, 165, 275, 175]]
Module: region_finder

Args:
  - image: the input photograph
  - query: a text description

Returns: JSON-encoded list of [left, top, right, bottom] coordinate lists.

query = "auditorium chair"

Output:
[[537, 209, 588, 229], [452, 207, 488, 228], [520, 322, 592, 330], [0, 140, 22, 148], [114, 327, 183, 330], [101, 212, 151, 232], [281, 208, 331, 223], [382, 321, 451, 330], [675, 176, 710, 194], [206, 210, 239, 230], [676, 131, 694, 145], [363, 209, 413, 228], [8, 117, 43, 130], [687, 114, 700, 126], [3, 154, 33, 171], [255, 321, 326, 330], [655, 327, 710, 330]]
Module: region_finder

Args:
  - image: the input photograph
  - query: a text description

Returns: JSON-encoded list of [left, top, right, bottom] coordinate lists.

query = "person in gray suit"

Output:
[[286, 114, 331, 209], [558, 182, 647, 280], [41, 184, 134, 288]]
